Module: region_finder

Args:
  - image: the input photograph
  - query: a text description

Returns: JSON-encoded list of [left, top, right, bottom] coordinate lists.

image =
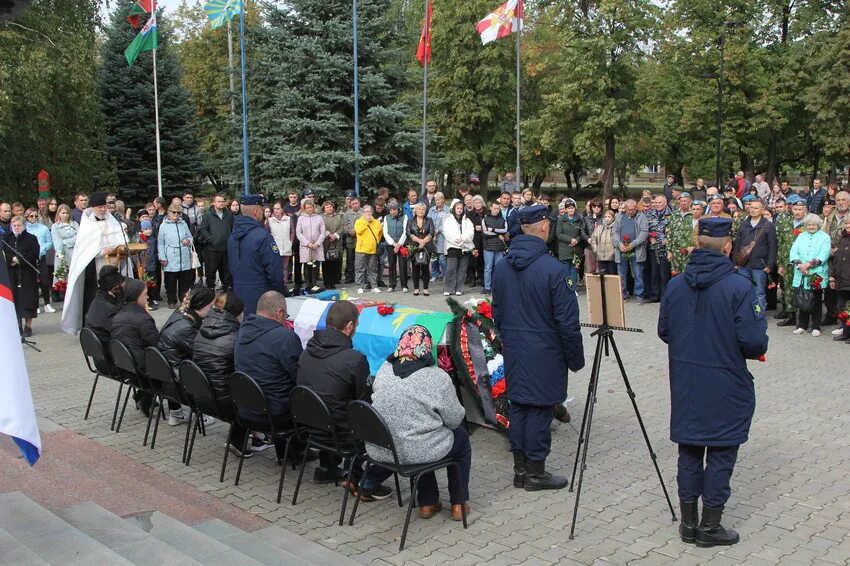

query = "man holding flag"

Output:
[[0, 249, 41, 466]]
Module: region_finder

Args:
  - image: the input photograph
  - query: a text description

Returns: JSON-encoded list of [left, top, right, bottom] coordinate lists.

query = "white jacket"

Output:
[[442, 214, 475, 252], [267, 215, 293, 256]]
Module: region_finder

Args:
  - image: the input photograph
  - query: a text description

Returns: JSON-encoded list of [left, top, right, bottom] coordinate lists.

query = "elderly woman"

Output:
[[321, 200, 343, 290], [829, 217, 850, 343], [295, 198, 327, 293], [158, 204, 194, 308], [24, 208, 55, 314], [790, 213, 832, 337], [4, 216, 40, 336], [368, 325, 472, 521]]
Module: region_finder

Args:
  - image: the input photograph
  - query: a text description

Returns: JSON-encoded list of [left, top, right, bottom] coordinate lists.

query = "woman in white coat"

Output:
[[442, 199, 475, 296]]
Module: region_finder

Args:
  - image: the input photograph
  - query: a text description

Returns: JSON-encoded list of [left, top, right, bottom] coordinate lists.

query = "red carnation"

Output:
[[377, 305, 395, 316], [476, 301, 493, 319], [650, 231, 658, 239], [793, 228, 802, 237], [622, 235, 632, 243], [837, 312, 848, 322], [399, 246, 409, 257], [813, 276, 823, 290], [758, 355, 767, 363]]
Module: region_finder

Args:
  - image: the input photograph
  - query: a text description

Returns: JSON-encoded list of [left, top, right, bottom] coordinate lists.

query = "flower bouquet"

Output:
[[838, 301, 850, 328], [806, 272, 824, 290], [141, 272, 157, 290], [793, 227, 802, 237], [622, 234, 635, 260], [52, 260, 68, 296]]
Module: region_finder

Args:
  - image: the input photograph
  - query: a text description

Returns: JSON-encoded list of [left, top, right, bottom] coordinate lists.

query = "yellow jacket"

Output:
[[354, 217, 382, 254]]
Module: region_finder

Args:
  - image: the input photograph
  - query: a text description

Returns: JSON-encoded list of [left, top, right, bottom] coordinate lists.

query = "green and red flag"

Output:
[[124, 12, 158, 66], [126, 2, 146, 29]]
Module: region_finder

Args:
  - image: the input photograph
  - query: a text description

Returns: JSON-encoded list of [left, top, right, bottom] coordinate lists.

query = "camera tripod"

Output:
[[567, 272, 676, 539]]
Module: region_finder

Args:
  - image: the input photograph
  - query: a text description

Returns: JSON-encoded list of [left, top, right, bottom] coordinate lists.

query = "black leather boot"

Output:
[[777, 314, 797, 327], [773, 308, 788, 320], [696, 505, 739, 547], [524, 459, 569, 491], [679, 499, 698, 543], [513, 452, 526, 488]]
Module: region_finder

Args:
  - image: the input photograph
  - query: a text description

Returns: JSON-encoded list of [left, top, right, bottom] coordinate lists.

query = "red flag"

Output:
[[137, 0, 153, 13], [416, 1, 433, 65], [475, 0, 523, 45], [127, 1, 147, 28]]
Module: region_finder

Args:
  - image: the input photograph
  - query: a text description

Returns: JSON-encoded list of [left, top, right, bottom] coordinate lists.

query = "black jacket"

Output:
[[296, 328, 370, 446], [482, 213, 507, 252], [84, 291, 123, 370], [110, 303, 159, 374], [733, 216, 777, 270], [157, 309, 202, 369], [832, 230, 850, 290], [193, 308, 240, 414], [234, 314, 302, 417], [197, 209, 233, 251], [406, 216, 437, 254]]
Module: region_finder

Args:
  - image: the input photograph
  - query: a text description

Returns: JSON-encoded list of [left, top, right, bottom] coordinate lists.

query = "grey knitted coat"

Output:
[[367, 362, 466, 465]]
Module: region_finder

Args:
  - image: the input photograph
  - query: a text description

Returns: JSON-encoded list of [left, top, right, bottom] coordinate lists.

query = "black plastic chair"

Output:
[[80, 328, 125, 431], [220, 372, 296, 486], [144, 348, 191, 452], [347, 400, 466, 551], [108, 339, 155, 440], [179, 360, 232, 466], [281, 386, 362, 525]]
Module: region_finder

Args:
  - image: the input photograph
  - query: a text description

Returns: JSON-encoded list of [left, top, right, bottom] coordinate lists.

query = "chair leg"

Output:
[[348, 462, 369, 526], [115, 386, 133, 433], [276, 436, 294, 504], [219, 421, 235, 482], [110, 382, 124, 431], [84, 374, 99, 421], [291, 442, 311, 506], [198, 410, 207, 436], [394, 473, 403, 507], [234, 428, 250, 486], [186, 415, 200, 466], [181, 409, 194, 463], [142, 393, 156, 446], [399, 474, 421, 551], [338, 456, 358, 526], [150, 397, 164, 449]]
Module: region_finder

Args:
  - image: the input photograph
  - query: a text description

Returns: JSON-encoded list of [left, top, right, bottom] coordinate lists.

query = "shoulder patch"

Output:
[[752, 301, 764, 320], [567, 276, 575, 290], [271, 243, 279, 254]]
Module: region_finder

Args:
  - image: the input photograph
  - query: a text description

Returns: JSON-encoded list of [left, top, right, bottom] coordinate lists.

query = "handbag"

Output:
[[733, 225, 763, 267], [190, 243, 201, 269], [326, 246, 341, 261], [414, 248, 429, 266], [792, 285, 814, 313]]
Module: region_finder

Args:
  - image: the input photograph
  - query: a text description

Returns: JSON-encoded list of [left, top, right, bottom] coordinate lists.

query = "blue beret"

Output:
[[742, 194, 756, 202], [706, 194, 723, 202], [518, 205, 549, 225], [788, 195, 806, 206], [240, 194, 266, 206], [345, 190, 357, 198], [692, 200, 706, 208], [698, 217, 733, 238]]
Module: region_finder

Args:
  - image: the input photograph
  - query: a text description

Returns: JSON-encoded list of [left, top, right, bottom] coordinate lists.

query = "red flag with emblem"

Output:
[[416, 1, 433, 65]]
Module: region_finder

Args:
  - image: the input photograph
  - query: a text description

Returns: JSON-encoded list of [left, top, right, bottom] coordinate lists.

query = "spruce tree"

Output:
[[99, 4, 202, 203], [245, 0, 418, 198]]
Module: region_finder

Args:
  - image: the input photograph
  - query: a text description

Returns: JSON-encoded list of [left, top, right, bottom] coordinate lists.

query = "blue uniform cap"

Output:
[[518, 205, 549, 225], [240, 194, 266, 206], [788, 195, 805, 206], [303, 188, 315, 197], [692, 200, 706, 208], [698, 217, 733, 238], [345, 190, 357, 198]]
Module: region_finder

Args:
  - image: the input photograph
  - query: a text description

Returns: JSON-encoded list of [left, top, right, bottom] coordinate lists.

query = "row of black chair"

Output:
[[79, 331, 466, 551]]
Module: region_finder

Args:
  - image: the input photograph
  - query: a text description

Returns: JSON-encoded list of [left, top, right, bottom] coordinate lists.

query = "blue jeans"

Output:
[[617, 256, 644, 298], [483, 250, 504, 290], [417, 427, 472, 506], [431, 253, 446, 279], [737, 267, 767, 312]]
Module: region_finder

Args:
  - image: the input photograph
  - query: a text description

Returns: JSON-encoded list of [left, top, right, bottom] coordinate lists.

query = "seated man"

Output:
[[296, 300, 392, 500], [84, 265, 125, 374], [231, 290, 304, 459]]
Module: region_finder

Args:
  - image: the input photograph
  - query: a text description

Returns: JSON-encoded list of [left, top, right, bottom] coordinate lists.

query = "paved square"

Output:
[[19, 283, 850, 565]]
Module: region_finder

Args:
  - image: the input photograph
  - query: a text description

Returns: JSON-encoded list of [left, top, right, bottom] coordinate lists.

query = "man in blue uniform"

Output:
[[658, 217, 768, 547], [492, 205, 585, 491], [228, 194, 286, 316]]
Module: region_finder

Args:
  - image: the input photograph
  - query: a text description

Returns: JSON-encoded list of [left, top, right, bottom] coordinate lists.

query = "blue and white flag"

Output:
[[0, 256, 41, 466]]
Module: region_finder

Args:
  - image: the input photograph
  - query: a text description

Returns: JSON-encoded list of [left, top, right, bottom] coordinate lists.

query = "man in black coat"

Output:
[[230, 290, 303, 459], [295, 300, 393, 497], [196, 193, 233, 290], [84, 266, 125, 373], [732, 199, 777, 313]]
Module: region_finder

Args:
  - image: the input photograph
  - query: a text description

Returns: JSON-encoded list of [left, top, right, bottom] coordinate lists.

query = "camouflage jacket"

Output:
[[823, 210, 848, 250], [646, 207, 671, 252], [731, 212, 744, 244], [774, 211, 794, 266], [667, 210, 693, 274]]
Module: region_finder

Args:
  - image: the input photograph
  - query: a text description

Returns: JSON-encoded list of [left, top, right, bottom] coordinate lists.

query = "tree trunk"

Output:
[[476, 155, 494, 195], [565, 170, 573, 193], [616, 165, 627, 192], [810, 147, 821, 187], [739, 152, 753, 180], [602, 132, 615, 202], [766, 133, 778, 185], [532, 174, 544, 190], [572, 170, 582, 192]]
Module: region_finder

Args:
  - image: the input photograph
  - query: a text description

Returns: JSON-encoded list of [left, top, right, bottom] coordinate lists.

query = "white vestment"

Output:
[[60, 209, 133, 334]]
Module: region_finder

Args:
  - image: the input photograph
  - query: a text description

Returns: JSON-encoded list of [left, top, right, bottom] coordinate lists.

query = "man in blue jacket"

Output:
[[228, 194, 286, 316], [230, 291, 303, 459], [492, 205, 585, 491], [659, 217, 768, 548]]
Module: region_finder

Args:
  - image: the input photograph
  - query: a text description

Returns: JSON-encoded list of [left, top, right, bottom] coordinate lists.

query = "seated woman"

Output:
[[110, 279, 159, 416], [367, 325, 472, 520], [84, 265, 126, 374], [157, 284, 216, 425], [192, 291, 245, 421]]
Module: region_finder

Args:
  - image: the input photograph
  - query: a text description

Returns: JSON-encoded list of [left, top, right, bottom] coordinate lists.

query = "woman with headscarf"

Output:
[[3, 215, 40, 336], [442, 200, 475, 296], [110, 278, 160, 417], [157, 284, 216, 425], [84, 266, 125, 372], [367, 325, 472, 521]]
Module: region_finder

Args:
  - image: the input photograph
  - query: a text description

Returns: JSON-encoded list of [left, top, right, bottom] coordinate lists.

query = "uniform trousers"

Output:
[[677, 444, 739, 508], [508, 402, 554, 462]]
